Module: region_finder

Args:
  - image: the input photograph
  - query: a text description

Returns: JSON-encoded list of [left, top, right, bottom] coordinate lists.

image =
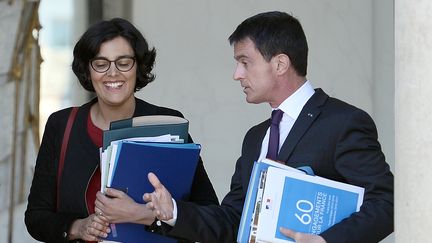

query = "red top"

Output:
[[86, 113, 102, 215]]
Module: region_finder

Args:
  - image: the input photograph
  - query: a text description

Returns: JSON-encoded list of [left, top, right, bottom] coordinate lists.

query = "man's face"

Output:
[[233, 38, 278, 104]]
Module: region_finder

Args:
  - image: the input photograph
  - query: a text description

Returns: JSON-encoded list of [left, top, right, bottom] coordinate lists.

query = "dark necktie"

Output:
[[266, 109, 284, 160]]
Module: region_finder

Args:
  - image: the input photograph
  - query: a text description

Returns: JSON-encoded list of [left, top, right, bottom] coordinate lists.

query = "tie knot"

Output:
[[271, 109, 284, 125]]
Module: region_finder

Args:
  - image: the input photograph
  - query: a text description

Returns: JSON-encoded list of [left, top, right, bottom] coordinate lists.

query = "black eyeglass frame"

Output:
[[90, 56, 136, 73]]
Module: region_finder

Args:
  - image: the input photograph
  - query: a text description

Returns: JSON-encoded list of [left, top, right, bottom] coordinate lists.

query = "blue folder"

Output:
[[106, 141, 201, 243]]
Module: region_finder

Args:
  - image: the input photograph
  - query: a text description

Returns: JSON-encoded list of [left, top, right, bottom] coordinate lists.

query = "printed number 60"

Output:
[[294, 200, 313, 225]]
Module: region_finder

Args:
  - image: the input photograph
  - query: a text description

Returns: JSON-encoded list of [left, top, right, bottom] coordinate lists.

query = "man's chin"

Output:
[[245, 97, 261, 104]]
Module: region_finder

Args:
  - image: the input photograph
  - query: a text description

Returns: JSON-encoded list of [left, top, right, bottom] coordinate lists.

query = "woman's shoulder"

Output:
[[46, 100, 92, 123], [44, 103, 89, 130], [46, 107, 76, 123]]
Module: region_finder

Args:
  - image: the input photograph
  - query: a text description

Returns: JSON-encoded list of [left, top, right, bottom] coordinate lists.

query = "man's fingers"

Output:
[[148, 172, 164, 190], [280, 227, 296, 238], [143, 192, 151, 202], [146, 201, 154, 209]]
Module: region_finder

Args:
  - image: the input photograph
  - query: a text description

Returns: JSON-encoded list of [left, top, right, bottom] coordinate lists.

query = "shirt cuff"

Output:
[[161, 198, 177, 226]]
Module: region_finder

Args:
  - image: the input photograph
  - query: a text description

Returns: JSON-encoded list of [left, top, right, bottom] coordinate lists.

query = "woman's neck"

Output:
[[90, 98, 136, 130]]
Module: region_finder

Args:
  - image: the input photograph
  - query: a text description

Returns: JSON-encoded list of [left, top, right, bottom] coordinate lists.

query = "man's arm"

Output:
[[144, 157, 247, 243], [320, 109, 394, 243]]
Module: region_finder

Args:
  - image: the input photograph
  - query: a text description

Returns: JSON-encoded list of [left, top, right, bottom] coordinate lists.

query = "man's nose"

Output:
[[233, 64, 244, 81]]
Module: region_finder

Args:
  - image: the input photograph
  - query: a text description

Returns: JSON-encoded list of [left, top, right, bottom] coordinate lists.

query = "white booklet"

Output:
[[237, 159, 310, 243], [255, 166, 364, 243]]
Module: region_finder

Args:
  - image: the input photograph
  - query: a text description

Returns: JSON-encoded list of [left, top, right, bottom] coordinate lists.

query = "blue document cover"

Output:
[[237, 159, 312, 243], [106, 141, 201, 243], [256, 166, 364, 243], [237, 161, 265, 243]]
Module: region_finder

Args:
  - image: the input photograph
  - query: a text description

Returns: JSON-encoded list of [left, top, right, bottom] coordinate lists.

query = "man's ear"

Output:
[[273, 54, 290, 75]]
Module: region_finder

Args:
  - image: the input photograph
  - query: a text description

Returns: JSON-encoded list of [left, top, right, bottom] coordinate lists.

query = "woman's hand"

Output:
[[95, 188, 155, 225], [68, 214, 110, 241]]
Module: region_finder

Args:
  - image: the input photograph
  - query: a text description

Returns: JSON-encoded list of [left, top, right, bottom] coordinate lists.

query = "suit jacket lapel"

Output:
[[277, 89, 328, 162], [250, 119, 271, 160]]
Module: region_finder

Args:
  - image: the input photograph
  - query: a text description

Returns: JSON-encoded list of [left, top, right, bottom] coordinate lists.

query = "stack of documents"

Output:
[[237, 159, 364, 243], [102, 115, 189, 150], [99, 115, 199, 243]]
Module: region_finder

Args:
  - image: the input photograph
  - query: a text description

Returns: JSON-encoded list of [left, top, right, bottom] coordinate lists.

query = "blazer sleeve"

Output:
[[320, 109, 394, 243], [187, 134, 219, 206], [25, 111, 81, 243], [167, 156, 244, 243], [163, 125, 261, 243]]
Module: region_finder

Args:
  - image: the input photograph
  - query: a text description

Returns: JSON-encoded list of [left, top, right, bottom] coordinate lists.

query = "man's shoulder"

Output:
[[324, 96, 372, 119], [313, 89, 369, 116]]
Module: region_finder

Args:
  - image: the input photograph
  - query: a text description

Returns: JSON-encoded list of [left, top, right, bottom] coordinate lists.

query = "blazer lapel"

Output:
[[277, 89, 328, 162], [251, 119, 271, 160]]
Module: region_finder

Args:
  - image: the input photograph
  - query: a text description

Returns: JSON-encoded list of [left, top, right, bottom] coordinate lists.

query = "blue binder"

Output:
[[106, 141, 201, 243]]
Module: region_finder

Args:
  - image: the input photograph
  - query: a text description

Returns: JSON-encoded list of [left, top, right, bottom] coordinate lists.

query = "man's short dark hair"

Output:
[[72, 18, 156, 92], [229, 11, 308, 76]]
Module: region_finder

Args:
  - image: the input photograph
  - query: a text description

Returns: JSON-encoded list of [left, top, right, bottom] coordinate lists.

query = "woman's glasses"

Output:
[[90, 56, 135, 73]]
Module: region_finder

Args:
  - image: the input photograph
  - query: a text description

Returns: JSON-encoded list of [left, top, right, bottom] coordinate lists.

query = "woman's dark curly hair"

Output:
[[72, 18, 156, 92]]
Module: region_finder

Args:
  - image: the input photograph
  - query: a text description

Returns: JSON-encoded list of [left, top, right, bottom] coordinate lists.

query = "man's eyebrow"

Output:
[[234, 54, 248, 60]]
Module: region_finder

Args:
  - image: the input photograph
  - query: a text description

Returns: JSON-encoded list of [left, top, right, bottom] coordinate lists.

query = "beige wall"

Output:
[[1, 0, 396, 242], [131, 1, 394, 242], [395, 0, 432, 242], [37, 0, 396, 242]]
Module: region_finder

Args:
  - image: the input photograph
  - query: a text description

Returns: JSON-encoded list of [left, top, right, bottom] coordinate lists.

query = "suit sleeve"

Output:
[[187, 134, 219, 206], [25, 112, 80, 243], [320, 109, 394, 243], [167, 158, 244, 243], [148, 124, 221, 242], [164, 127, 260, 243]]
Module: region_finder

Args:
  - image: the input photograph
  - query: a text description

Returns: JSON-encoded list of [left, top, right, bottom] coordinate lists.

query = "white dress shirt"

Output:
[[257, 80, 315, 162]]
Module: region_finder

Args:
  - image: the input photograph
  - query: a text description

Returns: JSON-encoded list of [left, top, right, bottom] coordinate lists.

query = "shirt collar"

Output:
[[276, 80, 315, 120]]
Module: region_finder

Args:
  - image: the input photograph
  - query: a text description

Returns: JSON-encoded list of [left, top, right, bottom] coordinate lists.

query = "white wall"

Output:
[[1, 0, 394, 242], [131, 1, 394, 241], [395, 0, 432, 242], [131, 0, 393, 190]]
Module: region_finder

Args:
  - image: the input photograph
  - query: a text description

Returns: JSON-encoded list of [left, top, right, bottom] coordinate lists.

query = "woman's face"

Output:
[[89, 36, 137, 108]]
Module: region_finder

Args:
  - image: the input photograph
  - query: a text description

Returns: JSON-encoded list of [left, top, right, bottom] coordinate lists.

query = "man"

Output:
[[145, 11, 394, 243]]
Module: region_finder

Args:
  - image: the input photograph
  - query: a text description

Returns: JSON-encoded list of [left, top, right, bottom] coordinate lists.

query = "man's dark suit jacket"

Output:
[[167, 89, 393, 243]]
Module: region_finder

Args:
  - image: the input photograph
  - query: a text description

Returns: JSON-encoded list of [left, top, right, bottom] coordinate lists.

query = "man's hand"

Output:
[[143, 172, 174, 221], [279, 227, 327, 243], [95, 188, 155, 225]]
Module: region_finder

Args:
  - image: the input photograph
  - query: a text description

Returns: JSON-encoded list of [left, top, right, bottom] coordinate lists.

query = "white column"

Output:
[[395, 0, 432, 242]]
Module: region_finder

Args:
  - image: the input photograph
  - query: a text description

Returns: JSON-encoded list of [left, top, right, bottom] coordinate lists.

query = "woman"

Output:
[[25, 18, 218, 243]]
